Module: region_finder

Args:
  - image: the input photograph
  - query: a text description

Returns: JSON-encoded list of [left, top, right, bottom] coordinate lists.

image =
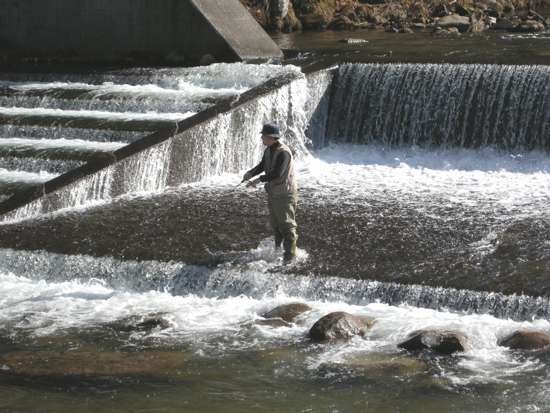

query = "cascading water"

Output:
[[0, 63, 306, 222], [327, 63, 550, 150], [1, 62, 550, 412]]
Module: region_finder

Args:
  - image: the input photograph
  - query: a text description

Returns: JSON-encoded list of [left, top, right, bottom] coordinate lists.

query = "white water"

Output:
[[1, 63, 300, 95], [195, 143, 550, 221], [0, 168, 57, 184], [0, 107, 195, 122], [0, 138, 127, 152], [0, 244, 549, 386]]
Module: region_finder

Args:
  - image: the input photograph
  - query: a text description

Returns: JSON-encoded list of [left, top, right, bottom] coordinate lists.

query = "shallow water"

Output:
[[1, 243, 550, 413], [275, 30, 550, 68]]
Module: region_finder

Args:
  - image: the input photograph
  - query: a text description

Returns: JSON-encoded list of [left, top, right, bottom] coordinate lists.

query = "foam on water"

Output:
[[0, 107, 195, 122]]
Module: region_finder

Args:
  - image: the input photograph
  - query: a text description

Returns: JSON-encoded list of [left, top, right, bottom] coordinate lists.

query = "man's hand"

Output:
[[246, 178, 261, 188], [242, 171, 253, 182]]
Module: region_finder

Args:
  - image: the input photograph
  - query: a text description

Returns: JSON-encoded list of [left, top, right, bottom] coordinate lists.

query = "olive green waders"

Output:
[[268, 193, 298, 261]]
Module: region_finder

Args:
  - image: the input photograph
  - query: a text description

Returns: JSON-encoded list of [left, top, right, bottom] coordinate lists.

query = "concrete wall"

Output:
[[0, 0, 282, 64]]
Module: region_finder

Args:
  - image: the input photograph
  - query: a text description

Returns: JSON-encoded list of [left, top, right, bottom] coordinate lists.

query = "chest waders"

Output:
[[264, 143, 298, 262]]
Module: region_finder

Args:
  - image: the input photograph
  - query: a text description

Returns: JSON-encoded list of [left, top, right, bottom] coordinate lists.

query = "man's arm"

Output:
[[243, 159, 264, 181], [259, 151, 290, 182]]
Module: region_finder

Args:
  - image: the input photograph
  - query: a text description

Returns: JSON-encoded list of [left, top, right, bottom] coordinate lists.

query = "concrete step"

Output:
[[0, 107, 189, 132], [0, 138, 125, 161]]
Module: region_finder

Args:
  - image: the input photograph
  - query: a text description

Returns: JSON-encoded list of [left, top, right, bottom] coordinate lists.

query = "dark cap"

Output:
[[260, 123, 280, 138]]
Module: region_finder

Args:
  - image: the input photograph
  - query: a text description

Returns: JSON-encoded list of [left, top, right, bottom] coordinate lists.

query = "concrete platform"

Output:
[[0, 0, 283, 64]]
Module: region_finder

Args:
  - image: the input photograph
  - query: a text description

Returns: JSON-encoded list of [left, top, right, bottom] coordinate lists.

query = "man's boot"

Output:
[[283, 237, 297, 263]]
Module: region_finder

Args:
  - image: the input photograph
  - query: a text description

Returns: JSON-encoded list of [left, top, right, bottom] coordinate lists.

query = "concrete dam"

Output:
[[0, 0, 283, 64]]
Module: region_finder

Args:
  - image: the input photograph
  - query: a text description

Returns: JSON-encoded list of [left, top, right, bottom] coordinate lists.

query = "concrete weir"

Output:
[[0, 0, 283, 64]]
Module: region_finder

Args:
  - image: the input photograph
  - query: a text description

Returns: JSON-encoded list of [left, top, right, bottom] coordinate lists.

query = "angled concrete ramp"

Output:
[[0, 0, 282, 64], [191, 0, 283, 62]]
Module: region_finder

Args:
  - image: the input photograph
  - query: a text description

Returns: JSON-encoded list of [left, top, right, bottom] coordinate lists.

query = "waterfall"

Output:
[[167, 75, 312, 184], [0, 64, 312, 222], [0, 247, 548, 322], [327, 63, 550, 150]]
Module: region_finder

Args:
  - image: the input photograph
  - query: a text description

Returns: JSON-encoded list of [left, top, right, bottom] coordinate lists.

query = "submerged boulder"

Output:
[[255, 318, 292, 328], [398, 330, 468, 355], [309, 312, 375, 342], [262, 303, 312, 323], [105, 314, 173, 333], [498, 330, 550, 350], [0, 349, 189, 378], [343, 352, 427, 375]]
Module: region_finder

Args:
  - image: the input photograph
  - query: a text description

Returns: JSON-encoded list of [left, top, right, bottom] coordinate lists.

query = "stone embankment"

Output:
[[240, 0, 550, 34]]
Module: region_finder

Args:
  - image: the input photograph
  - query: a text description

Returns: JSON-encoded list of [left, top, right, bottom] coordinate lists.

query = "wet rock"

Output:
[[398, 330, 468, 355], [344, 352, 427, 375], [255, 318, 292, 328], [262, 303, 312, 323], [495, 17, 516, 29], [105, 314, 173, 333], [0, 349, 189, 377], [498, 330, 550, 350], [511, 19, 546, 32], [436, 14, 471, 32], [309, 312, 375, 342]]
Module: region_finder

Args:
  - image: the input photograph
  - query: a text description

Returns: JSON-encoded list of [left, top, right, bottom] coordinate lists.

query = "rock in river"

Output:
[[309, 312, 375, 342], [498, 330, 550, 350], [398, 330, 468, 355], [262, 303, 312, 323]]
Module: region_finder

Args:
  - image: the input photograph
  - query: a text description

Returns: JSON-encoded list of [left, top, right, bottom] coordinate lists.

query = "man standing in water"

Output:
[[242, 123, 298, 263]]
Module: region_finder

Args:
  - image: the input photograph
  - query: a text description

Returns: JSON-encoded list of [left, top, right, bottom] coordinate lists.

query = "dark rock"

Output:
[[309, 312, 375, 342], [494, 17, 516, 30], [262, 303, 311, 322], [105, 314, 172, 333], [398, 330, 468, 355], [300, 13, 329, 30], [498, 330, 550, 350], [451, 2, 470, 16], [431, 4, 449, 18]]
